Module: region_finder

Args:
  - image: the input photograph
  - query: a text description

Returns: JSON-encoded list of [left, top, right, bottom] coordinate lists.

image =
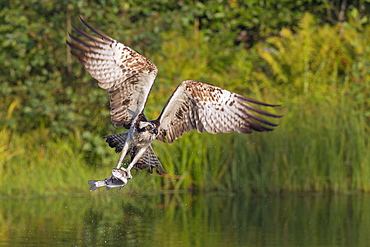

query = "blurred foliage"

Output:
[[257, 11, 370, 93], [1, 0, 369, 135]]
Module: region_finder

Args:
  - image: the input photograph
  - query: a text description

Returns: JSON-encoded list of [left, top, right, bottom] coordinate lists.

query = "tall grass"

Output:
[[0, 128, 95, 195], [1, 93, 368, 195]]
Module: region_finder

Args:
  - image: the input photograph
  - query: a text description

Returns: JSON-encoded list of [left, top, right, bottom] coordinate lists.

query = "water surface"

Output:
[[1, 192, 369, 246]]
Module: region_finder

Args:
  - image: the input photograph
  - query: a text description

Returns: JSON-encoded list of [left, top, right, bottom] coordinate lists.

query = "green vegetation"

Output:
[[0, 1, 369, 195]]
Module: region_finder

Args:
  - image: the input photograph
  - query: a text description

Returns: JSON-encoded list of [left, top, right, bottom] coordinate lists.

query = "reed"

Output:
[[0, 88, 368, 196], [0, 128, 95, 195]]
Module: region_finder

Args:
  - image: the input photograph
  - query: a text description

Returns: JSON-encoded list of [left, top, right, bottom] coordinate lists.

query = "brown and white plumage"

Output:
[[67, 18, 157, 129], [67, 18, 281, 180], [155, 80, 279, 143]]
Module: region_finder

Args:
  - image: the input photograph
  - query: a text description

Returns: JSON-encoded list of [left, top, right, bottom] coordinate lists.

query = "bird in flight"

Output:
[[67, 18, 281, 180]]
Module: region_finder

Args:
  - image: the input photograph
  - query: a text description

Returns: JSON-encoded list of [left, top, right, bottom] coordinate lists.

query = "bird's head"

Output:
[[138, 121, 158, 135]]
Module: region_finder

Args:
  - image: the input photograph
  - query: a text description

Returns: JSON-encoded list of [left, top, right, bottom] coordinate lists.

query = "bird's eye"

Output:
[[146, 126, 151, 130]]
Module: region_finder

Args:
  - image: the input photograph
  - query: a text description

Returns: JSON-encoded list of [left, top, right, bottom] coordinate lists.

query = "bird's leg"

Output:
[[116, 141, 130, 169], [118, 147, 148, 180]]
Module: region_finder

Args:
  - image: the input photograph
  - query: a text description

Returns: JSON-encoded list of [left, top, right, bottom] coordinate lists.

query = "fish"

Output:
[[88, 174, 127, 191], [112, 168, 131, 183]]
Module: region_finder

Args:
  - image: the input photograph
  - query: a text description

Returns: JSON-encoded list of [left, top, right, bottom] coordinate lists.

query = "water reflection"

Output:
[[1, 193, 369, 246]]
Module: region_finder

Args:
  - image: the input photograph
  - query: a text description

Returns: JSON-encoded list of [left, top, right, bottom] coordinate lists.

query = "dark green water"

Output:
[[1, 192, 369, 246]]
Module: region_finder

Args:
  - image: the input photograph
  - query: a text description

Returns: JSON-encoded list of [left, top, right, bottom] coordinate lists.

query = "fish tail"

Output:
[[88, 180, 104, 191]]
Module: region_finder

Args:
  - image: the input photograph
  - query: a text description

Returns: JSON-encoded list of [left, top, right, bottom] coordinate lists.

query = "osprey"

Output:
[[67, 18, 281, 180]]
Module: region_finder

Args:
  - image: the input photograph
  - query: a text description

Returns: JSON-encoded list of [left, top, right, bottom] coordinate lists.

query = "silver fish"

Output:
[[112, 168, 131, 183], [88, 174, 127, 191]]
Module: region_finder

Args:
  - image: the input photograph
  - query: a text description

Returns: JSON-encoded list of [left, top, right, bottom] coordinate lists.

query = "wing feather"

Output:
[[156, 80, 282, 143], [67, 17, 158, 128]]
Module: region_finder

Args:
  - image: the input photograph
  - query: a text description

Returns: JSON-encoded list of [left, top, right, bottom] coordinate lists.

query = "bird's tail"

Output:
[[103, 132, 166, 175], [131, 145, 167, 175], [103, 132, 128, 153]]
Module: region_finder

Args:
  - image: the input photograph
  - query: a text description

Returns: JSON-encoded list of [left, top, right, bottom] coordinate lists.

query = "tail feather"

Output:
[[131, 145, 167, 175], [103, 132, 128, 153], [103, 132, 166, 175]]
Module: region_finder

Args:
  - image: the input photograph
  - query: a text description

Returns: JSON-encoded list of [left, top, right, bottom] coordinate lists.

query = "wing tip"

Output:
[[78, 16, 114, 41], [235, 94, 283, 119], [236, 94, 282, 107]]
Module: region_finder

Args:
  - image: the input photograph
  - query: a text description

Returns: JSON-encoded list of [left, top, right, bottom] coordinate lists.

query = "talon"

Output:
[[126, 171, 133, 180], [112, 168, 128, 183], [117, 167, 132, 179]]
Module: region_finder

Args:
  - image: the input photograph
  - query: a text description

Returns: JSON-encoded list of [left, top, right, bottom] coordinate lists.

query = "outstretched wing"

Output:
[[67, 18, 157, 128], [156, 80, 282, 143]]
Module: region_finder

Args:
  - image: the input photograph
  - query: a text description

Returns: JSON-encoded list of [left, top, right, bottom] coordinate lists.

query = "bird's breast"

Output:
[[132, 130, 155, 146]]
